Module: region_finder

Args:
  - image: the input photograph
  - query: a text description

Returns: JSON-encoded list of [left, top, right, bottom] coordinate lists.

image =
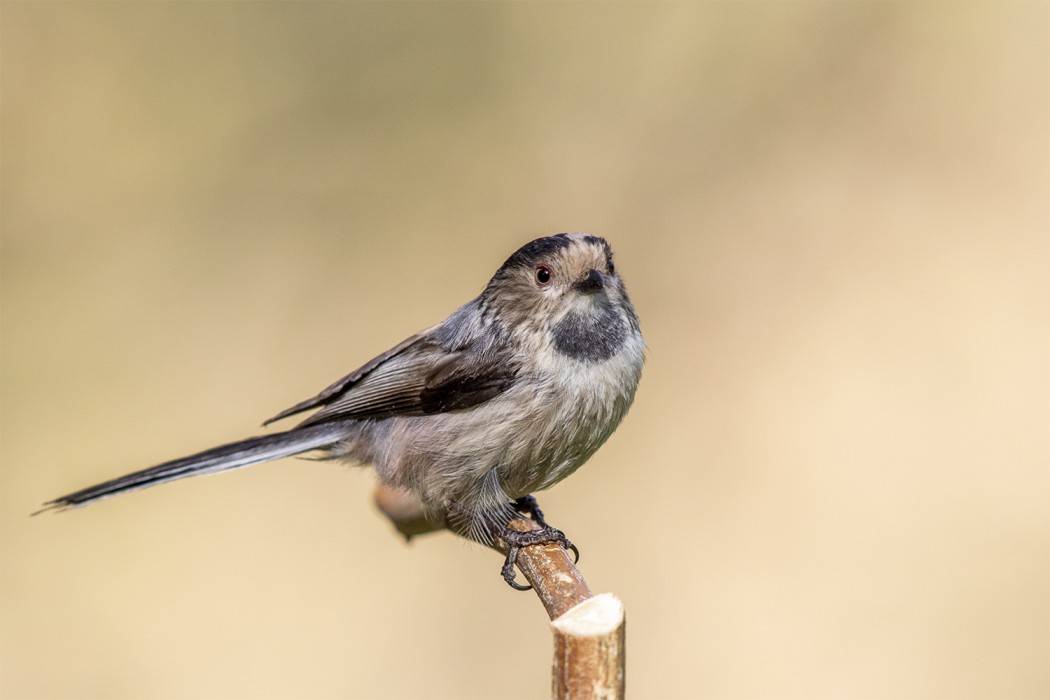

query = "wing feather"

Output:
[[266, 322, 518, 429], [262, 327, 435, 426]]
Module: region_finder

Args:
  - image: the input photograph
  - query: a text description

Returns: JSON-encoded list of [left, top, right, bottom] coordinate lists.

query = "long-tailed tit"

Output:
[[41, 233, 646, 589]]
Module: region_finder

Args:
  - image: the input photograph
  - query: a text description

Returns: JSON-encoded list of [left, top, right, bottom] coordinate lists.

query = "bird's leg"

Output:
[[512, 494, 549, 528], [512, 495, 579, 563], [499, 495, 581, 591]]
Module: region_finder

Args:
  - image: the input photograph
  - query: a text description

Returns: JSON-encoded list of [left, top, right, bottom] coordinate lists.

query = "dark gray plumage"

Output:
[[41, 233, 646, 582]]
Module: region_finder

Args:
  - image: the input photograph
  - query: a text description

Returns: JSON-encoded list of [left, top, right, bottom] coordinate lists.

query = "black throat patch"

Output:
[[552, 304, 628, 363]]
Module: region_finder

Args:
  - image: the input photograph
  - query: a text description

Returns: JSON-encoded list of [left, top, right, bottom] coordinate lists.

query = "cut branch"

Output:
[[551, 594, 626, 700], [373, 484, 624, 698]]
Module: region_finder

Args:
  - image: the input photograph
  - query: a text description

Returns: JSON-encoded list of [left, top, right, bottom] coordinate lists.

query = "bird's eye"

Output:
[[607, 258, 616, 274], [535, 265, 552, 285]]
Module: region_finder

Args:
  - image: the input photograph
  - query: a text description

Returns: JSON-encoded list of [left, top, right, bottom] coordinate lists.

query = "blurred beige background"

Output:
[[2, 3, 1047, 699]]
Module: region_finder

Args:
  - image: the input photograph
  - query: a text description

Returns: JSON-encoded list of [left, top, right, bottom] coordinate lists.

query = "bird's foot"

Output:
[[500, 524, 580, 591]]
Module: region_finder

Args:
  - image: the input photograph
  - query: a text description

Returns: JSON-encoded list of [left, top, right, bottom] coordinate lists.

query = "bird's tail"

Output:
[[37, 424, 346, 513]]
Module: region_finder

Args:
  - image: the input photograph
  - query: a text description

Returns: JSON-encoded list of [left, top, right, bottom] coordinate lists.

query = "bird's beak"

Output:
[[574, 268, 605, 293]]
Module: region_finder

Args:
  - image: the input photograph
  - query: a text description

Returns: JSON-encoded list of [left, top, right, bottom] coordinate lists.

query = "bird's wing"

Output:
[[265, 328, 518, 428], [262, 327, 436, 426]]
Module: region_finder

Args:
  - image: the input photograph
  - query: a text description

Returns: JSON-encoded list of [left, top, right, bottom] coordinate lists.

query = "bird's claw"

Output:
[[501, 546, 532, 590], [499, 525, 579, 590]]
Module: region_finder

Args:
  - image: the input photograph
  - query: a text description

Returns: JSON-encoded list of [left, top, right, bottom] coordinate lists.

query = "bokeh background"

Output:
[[2, 3, 1047, 699]]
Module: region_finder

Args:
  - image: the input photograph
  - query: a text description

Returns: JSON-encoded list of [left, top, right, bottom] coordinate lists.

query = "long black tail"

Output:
[[37, 424, 346, 513]]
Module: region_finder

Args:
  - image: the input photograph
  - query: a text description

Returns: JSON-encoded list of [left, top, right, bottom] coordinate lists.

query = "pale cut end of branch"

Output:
[[551, 593, 626, 700]]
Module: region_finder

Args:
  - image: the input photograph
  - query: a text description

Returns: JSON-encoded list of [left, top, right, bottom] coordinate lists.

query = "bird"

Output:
[[40, 233, 646, 589]]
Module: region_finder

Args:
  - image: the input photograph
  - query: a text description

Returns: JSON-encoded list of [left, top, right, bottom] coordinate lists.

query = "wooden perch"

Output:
[[373, 484, 625, 698], [551, 593, 626, 699]]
